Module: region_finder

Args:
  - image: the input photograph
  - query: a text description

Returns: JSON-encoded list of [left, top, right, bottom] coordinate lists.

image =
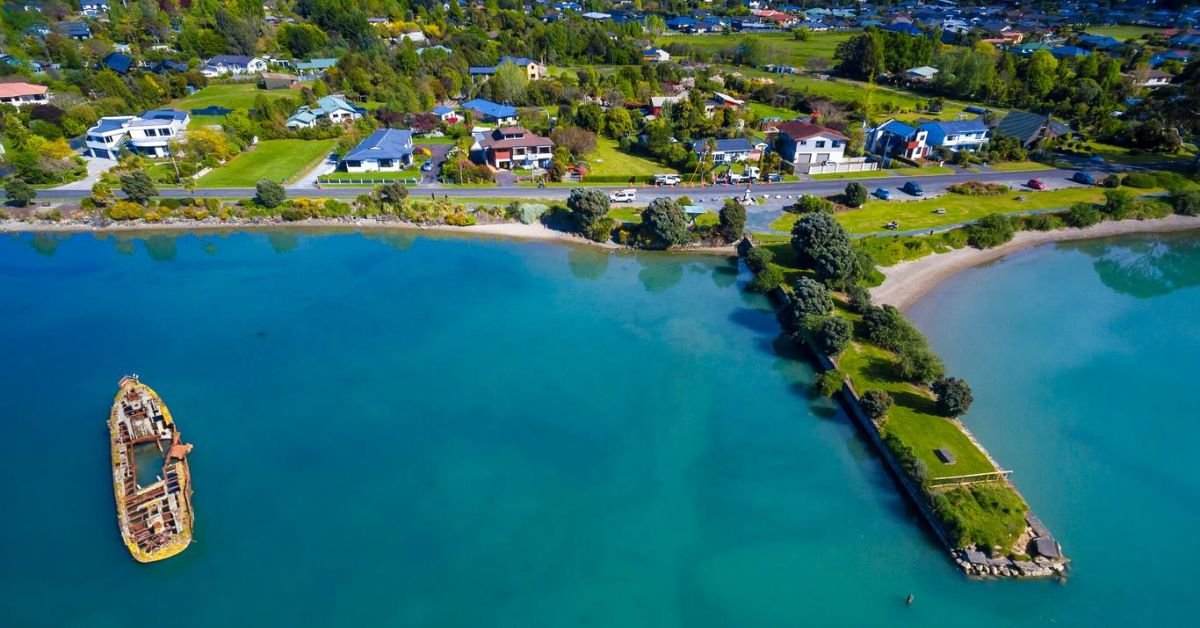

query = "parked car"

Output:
[[1089, 155, 1105, 164], [901, 181, 924, 196], [726, 173, 751, 185], [874, 187, 891, 200], [421, 160, 434, 172], [766, 173, 783, 183], [653, 173, 681, 186], [609, 189, 637, 203], [1027, 178, 1047, 190], [884, 221, 900, 230], [1072, 171, 1096, 185], [964, 105, 989, 114]]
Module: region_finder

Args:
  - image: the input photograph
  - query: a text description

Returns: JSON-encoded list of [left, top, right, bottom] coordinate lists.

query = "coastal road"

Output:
[[24, 167, 1083, 202]]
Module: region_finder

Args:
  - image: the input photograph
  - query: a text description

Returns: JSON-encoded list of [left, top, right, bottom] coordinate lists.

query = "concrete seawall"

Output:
[[738, 237, 1068, 579]]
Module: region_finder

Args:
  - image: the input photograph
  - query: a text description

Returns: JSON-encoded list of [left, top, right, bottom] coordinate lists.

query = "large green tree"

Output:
[[717, 198, 746, 243], [120, 172, 157, 205], [566, 188, 609, 229], [790, 212, 859, 286], [640, 197, 689, 249]]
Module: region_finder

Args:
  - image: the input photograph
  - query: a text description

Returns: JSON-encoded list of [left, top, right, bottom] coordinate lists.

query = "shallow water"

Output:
[[0, 229, 1196, 626]]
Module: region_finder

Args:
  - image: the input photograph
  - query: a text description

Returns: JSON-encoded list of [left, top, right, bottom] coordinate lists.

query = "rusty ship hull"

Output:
[[109, 376, 194, 562]]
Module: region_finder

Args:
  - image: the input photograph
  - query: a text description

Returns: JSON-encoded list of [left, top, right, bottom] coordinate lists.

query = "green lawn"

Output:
[[836, 185, 1150, 234], [1084, 25, 1162, 40], [608, 206, 643, 223], [1081, 140, 1199, 167], [656, 31, 854, 66], [811, 170, 892, 181], [319, 169, 421, 182], [837, 333, 996, 478], [197, 139, 336, 188], [585, 137, 678, 179], [889, 166, 955, 176], [747, 102, 803, 120], [171, 84, 301, 112], [987, 161, 1053, 172]]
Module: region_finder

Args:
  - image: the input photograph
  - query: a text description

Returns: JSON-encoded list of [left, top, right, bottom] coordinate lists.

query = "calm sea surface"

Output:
[[0, 229, 1197, 626]]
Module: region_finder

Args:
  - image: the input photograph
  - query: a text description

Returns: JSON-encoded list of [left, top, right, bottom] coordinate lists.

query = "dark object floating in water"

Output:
[[906, 593, 914, 605], [256, 331, 267, 338]]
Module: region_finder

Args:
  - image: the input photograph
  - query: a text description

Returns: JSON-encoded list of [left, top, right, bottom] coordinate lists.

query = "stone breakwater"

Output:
[[736, 237, 1069, 579]]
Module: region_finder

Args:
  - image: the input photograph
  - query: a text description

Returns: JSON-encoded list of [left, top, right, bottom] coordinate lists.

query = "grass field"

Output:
[[1084, 25, 1162, 40], [319, 169, 421, 182], [889, 166, 955, 176], [171, 84, 302, 112], [747, 101, 803, 120], [585, 137, 677, 179], [656, 31, 853, 66], [197, 139, 336, 187], [836, 185, 1145, 234], [811, 170, 892, 181], [987, 161, 1053, 172], [837, 341, 996, 478]]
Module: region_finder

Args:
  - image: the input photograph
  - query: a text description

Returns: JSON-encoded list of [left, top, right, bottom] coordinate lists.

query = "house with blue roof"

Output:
[[84, 110, 190, 159], [867, 118, 989, 159], [59, 22, 91, 40], [431, 105, 460, 124], [461, 98, 518, 125], [643, 47, 671, 63], [883, 22, 924, 36], [80, 0, 108, 18], [866, 119, 929, 160], [665, 16, 698, 31], [1050, 46, 1090, 59], [295, 57, 339, 77], [921, 119, 989, 153], [1150, 50, 1192, 67], [286, 95, 362, 129], [101, 52, 134, 75], [694, 137, 755, 164], [340, 128, 415, 173], [1170, 32, 1200, 47], [1079, 34, 1123, 51]]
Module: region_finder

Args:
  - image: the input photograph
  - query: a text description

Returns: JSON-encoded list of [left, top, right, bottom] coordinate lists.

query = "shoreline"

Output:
[[0, 218, 738, 256], [872, 214, 1200, 311]]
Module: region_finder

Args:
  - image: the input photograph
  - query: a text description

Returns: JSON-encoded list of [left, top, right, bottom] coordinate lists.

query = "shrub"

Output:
[[584, 216, 615, 242], [1101, 174, 1121, 188], [444, 212, 477, 226], [119, 171, 157, 204], [785, 194, 834, 214], [1022, 213, 1062, 231], [508, 202, 550, 225], [791, 276, 833, 318], [748, 265, 784, 292], [205, 198, 220, 213], [105, 201, 146, 221], [1152, 170, 1192, 192], [897, 345, 946, 384], [815, 369, 845, 397], [1101, 189, 1135, 220], [859, 390, 894, 421], [947, 181, 1009, 196], [378, 182, 409, 206], [4, 178, 36, 207], [255, 180, 287, 208], [158, 198, 181, 210], [843, 182, 868, 208], [932, 376, 974, 417], [1121, 172, 1157, 189], [1172, 190, 1200, 216], [744, 246, 774, 273], [1064, 202, 1102, 228], [862, 305, 924, 352], [813, 316, 852, 356], [847, 285, 873, 313], [964, 214, 1015, 249]]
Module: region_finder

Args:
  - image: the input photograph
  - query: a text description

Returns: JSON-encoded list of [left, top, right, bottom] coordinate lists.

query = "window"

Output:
[[947, 135, 957, 141], [815, 140, 826, 148], [379, 159, 393, 168], [797, 140, 807, 146], [832, 141, 842, 148]]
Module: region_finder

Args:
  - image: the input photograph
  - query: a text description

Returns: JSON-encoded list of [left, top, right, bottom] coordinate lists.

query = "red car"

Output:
[[1027, 178, 1047, 190]]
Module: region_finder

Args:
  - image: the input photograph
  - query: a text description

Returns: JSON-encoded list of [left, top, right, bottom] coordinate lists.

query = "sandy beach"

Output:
[[0, 217, 737, 255], [872, 214, 1200, 310]]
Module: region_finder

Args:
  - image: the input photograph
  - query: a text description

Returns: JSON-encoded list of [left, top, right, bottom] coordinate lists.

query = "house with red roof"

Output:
[[0, 81, 48, 107]]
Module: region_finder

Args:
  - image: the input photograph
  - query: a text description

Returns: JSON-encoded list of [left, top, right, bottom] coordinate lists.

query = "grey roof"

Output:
[[342, 128, 414, 162], [208, 55, 254, 66], [91, 117, 133, 134], [993, 111, 1067, 146], [131, 109, 188, 126]]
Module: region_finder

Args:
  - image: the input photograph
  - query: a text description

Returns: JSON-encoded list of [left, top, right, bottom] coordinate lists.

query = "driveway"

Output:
[[51, 156, 117, 191], [289, 149, 339, 189]]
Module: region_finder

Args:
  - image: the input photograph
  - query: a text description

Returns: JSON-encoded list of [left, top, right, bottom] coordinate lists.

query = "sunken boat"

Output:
[[108, 375, 194, 562]]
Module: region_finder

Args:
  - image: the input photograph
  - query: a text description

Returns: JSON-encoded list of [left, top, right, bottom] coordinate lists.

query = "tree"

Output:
[[1025, 50, 1059, 98], [491, 61, 529, 104], [278, 23, 328, 58], [743, 246, 774, 273], [748, 265, 784, 292], [964, 213, 1015, 249], [785, 194, 834, 214], [640, 198, 689, 249], [1064, 202, 1102, 228], [932, 377, 974, 417], [120, 171, 158, 204], [379, 182, 409, 206], [566, 188, 609, 229], [604, 107, 634, 139], [1102, 189, 1135, 220], [790, 212, 859, 286], [91, 180, 115, 207], [815, 369, 846, 397], [717, 198, 746, 243], [255, 180, 287, 208], [844, 182, 868, 208], [1172, 190, 1200, 216], [4, 178, 36, 207], [898, 345, 945, 384], [859, 390, 894, 421], [550, 127, 598, 159], [813, 316, 852, 356], [791, 276, 833, 318]]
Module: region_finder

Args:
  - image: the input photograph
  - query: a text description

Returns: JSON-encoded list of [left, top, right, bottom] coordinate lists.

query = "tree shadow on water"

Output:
[[144, 235, 177, 262], [710, 257, 739, 288], [637, 257, 685, 292], [567, 247, 610, 280], [267, 232, 299, 254], [1079, 236, 1200, 298], [30, 233, 63, 257]]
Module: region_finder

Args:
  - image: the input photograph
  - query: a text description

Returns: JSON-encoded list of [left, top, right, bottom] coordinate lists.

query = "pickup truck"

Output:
[[653, 174, 681, 186]]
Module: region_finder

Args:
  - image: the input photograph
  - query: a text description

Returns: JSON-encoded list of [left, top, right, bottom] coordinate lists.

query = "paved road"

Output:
[[23, 167, 1083, 201]]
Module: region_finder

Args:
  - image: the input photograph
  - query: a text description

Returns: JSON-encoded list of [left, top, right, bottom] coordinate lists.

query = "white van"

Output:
[[653, 174, 682, 186], [609, 189, 637, 203]]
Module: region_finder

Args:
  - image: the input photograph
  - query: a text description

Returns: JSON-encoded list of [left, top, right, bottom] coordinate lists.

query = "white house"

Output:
[[340, 128, 415, 173], [285, 95, 361, 129], [202, 55, 267, 77], [905, 66, 939, 82], [85, 110, 190, 159], [0, 82, 49, 107], [80, 0, 108, 18], [643, 47, 671, 63], [774, 121, 848, 169]]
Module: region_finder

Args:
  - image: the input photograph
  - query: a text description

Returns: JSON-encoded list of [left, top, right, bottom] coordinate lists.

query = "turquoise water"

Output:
[[0, 229, 1196, 626]]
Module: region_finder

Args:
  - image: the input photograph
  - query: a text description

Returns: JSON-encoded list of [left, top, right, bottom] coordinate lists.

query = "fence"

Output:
[[799, 157, 879, 176], [316, 177, 421, 186]]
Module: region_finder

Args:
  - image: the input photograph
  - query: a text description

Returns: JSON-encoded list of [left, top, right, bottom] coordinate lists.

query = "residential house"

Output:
[[694, 137, 755, 164], [1078, 34, 1124, 52], [469, 56, 547, 81], [59, 22, 91, 40], [80, 0, 108, 18], [431, 105, 460, 124], [151, 60, 189, 74], [643, 47, 671, 63], [707, 92, 745, 115], [665, 17, 699, 31], [866, 119, 929, 160], [202, 55, 267, 77], [992, 110, 1070, 148], [1050, 45, 1090, 59], [649, 95, 686, 116], [1151, 50, 1193, 67], [295, 57, 338, 78], [286, 95, 362, 129], [340, 128, 415, 172], [884, 22, 924, 36], [751, 9, 799, 28], [905, 66, 939, 82], [461, 98, 518, 126], [774, 121, 848, 169], [0, 82, 49, 108], [476, 126, 554, 170], [84, 109, 190, 159], [921, 119, 990, 153], [101, 52, 134, 75], [1130, 69, 1174, 88], [260, 72, 299, 90]]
